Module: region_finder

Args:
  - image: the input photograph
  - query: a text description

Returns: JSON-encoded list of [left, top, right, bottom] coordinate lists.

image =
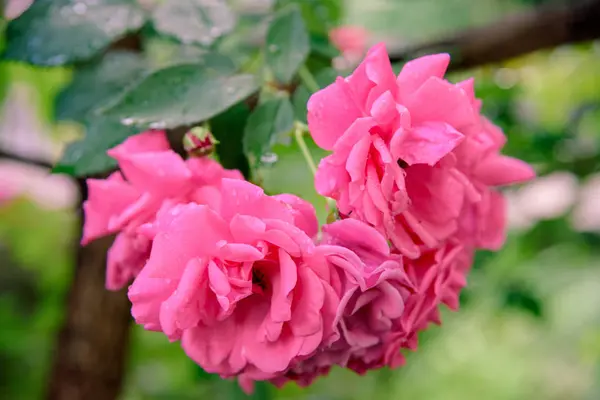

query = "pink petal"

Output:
[[347, 43, 397, 111], [107, 130, 170, 156], [474, 155, 536, 186], [182, 319, 239, 373], [113, 151, 192, 195], [220, 179, 293, 224], [144, 204, 231, 278], [217, 243, 264, 262], [82, 173, 140, 243], [323, 219, 390, 256], [105, 232, 150, 290], [397, 53, 450, 101], [405, 77, 475, 129], [393, 122, 464, 166], [307, 78, 363, 150], [273, 194, 319, 238], [160, 258, 208, 340], [289, 268, 325, 337], [269, 249, 297, 322]]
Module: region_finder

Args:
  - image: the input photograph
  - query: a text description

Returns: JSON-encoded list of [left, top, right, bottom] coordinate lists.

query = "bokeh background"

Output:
[[1, 0, 600, 399]]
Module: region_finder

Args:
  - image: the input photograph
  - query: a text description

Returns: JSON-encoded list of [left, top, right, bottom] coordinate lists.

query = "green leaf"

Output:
[[144, 36, 237, 71], [502, 283, 544, 319], [101, 64, 258, 129], [3, 0, 146, 66], [55, 51, 148, 122], [211, 102, 251, 179], [265, 5, 309, 84], [217, 379, 273, 400], [151, 0, 236, 46], [292, 67, 337, 122], [243, 97, 294, 165], [310, 32, 341, 60], [54, 118, 140, 176], [275, 0, 342, 35]]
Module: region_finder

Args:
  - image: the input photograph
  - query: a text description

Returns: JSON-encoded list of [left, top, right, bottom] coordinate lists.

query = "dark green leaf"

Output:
[[310, 32, 340, 60], [3, 0, 146, 66], [292, 67, 337, 122], [243, 97, 294, 165], [151, 0, 236, 46], [101, 64, 258, 129], [275, 0, 343, 35], [216, 379, 273, 400], [265, 5, 309, 84], [54, 118, 140, 176], [211, 102, 251, 179], [194, 364, 219, 382], [55, 51, 148, 122], [145, 37, 236, 71], [502, 283, 544, 319]]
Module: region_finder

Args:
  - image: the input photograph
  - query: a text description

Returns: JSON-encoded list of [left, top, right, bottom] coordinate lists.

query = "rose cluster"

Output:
[[82, 44, 534, 391]]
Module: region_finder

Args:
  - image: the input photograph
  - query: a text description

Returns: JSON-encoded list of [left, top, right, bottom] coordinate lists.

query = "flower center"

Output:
[[252, 268, 268, 294]]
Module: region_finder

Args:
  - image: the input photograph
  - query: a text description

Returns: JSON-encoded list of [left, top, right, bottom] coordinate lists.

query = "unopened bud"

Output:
[[183, 127, 218, 157]]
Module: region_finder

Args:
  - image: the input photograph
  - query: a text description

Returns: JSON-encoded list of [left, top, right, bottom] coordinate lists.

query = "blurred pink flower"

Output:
[[0, 84, 77, 210], [308, 43, 534, 259], [0, 160, 78, 210], [329, 25, 369, 61], [0, 182, 16, 205], [3, 0, 33, 20], [82, 130, 243, 290], [129, 179, 328, 381]]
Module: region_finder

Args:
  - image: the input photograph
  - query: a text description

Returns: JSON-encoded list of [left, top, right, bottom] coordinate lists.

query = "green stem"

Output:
[[294, 122, 317, 176], [298, 66, 321, 93], [294, 122, 337, 213]]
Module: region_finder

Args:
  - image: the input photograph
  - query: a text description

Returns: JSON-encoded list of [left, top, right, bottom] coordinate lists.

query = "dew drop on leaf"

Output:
[[121, 117, 136, 126], [260, 152, 278, 166], [149, 121, 167, 129]]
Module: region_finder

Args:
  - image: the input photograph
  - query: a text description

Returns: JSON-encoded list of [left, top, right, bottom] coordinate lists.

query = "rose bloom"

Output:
[[82, 130, 242, 290], [240, 218, 414, 389], [308, 43, 535, 259], [129, 179, 331, 381]]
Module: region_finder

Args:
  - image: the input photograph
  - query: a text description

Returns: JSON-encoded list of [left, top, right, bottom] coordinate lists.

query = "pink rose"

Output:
[[268, 219, 414, 387], [343, 241, 474, 371], [82, 130, 243, 290], [129, 179, 333, 380], [308, 43, 534, 258], [401, 242, 473, 339], [3, 0, 33, 20]]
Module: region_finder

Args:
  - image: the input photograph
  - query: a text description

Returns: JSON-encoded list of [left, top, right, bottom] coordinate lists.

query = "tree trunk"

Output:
[[46, 181, 132, 400]]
